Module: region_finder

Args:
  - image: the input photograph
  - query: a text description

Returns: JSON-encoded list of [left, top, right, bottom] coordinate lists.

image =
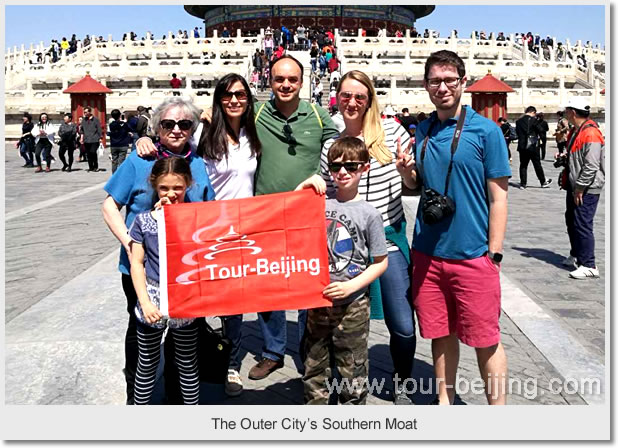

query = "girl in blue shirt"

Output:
[[128, 157, 198, 405]]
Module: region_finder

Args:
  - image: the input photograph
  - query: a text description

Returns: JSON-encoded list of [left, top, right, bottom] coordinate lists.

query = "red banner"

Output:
[[159, 189, 332, 318]]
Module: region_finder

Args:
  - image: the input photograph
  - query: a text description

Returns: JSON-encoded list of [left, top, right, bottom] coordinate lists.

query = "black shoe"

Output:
[[61, 165, 67, 171], [541, 179, 553, 188], [66, 167, 72, 172]]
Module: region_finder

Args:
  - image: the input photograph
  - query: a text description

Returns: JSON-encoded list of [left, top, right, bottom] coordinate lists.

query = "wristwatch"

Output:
[[488, 251, 503, 263]]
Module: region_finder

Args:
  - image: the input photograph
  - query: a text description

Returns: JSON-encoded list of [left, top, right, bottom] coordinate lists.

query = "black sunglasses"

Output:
[[283, 124, 297, 145], [221, 90, 248, 102], [160, 119, 193, 131], [328, 161, 365, 173]]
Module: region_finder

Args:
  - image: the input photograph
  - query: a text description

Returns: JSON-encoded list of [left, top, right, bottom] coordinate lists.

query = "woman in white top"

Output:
[[319, 70, 417, 405], [196, 73, 261, 397], [31, 112, 57, 173]]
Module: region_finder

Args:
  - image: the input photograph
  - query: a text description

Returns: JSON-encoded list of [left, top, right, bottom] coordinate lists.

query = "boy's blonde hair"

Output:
[[327, 136, 369, 163]]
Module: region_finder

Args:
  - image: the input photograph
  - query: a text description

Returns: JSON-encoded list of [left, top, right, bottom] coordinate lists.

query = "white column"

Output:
[[389, 75, 397, 106], [26, 79, 33, 104], [521, 77, 528, 107], [558, 76, 565, 106], [141, 77, 149, 97]]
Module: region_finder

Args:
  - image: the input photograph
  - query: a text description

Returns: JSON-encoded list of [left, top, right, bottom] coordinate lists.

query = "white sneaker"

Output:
[[224, 369, 243, 397], [562, 255, 577, 268], [569, 265, 600, 279]]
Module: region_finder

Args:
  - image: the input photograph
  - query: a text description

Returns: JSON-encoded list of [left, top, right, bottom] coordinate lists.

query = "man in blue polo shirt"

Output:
[[397, 50, 510, 405]]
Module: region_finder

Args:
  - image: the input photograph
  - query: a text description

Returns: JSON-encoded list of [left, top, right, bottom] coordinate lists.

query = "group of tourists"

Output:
[[15, 108, 103, 173], [98, 47, 603, 406]]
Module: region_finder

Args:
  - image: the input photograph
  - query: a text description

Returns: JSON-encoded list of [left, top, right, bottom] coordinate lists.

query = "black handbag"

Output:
[[197, 318, 231, 384], [525, 135, 538, 152]]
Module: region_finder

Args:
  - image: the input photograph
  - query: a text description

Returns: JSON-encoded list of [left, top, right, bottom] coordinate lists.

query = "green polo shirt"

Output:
[[254, 99, 339, 195]]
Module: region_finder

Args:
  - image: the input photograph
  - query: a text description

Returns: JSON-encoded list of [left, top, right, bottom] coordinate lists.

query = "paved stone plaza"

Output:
[[5, 140, 605, 405]]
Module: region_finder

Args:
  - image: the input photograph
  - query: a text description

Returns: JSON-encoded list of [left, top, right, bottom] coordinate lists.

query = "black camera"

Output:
[[422, 188, 456, 225], [554, 153, 568, 168]]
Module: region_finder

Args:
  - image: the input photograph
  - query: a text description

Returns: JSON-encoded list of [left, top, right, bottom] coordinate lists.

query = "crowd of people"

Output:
[[16, 103, 161, 174], [18, 25, 604, 406], [91, 46, 605, 408]]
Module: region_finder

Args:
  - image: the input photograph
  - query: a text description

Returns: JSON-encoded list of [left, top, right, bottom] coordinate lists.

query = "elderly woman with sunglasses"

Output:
[[131, 74, 262, 398], [316, 70, 417, 405], [102, 96, 215, 405]]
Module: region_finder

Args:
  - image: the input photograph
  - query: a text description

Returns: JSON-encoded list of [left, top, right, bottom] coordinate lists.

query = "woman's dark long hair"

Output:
[[197, 73, 261, 162], [37, 112, 50, 126]]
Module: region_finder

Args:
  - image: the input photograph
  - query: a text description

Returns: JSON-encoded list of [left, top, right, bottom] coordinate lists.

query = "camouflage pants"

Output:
[[303, 294, 370, 405]]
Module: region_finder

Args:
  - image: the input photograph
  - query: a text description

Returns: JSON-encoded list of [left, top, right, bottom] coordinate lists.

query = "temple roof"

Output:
[[63, 74, 112, 94], [465, 72, 514, 93], [184, 5, 435, 21]]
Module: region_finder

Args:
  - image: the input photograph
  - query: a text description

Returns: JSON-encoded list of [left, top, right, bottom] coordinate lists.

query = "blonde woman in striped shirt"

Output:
[[319, 70, 417, 405]]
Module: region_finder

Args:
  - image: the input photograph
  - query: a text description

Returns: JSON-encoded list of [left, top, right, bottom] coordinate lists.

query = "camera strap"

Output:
[[420, 106, 467, 196]]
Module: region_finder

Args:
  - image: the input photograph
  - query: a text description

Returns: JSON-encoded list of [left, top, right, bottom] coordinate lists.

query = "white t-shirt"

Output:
[[203, 127, 257, 200]]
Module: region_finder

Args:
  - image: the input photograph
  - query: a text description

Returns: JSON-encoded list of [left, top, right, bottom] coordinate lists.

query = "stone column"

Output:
[[141, 77, 149, 97], [593, 78, 600, 109], [558, 76, 565, 107], [26, 79, 33, 105], [389, 75, 397, 106], [521, 77, 528, 107]]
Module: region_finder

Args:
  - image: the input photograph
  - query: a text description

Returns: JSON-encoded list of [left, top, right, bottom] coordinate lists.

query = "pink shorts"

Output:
[[411, 249, 501, 348]]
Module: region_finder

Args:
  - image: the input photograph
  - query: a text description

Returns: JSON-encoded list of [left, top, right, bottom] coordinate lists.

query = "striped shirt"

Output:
[[320, 118, 410, 228]]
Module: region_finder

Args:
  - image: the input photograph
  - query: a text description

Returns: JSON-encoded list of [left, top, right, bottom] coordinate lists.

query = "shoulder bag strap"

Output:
[[309, 103, 323, 128], [420, 107, 467, 196], [254, 102, 267, 123]]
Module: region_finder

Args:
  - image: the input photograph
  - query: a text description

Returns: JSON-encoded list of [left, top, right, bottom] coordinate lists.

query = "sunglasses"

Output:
[[283, 124, 297, 145], [328, 161, 365, 173], [221, 90, 248, 102], [338, 91, 369, 104], [159, 119, 193, 131]]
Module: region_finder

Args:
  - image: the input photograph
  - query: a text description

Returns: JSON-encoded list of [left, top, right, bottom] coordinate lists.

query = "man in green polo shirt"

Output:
[[249, 55, 339, 380], [134, 55, 339, 382]]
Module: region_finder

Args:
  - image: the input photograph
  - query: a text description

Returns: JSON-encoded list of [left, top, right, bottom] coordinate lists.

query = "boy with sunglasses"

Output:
[[297, 136, 388, 404]]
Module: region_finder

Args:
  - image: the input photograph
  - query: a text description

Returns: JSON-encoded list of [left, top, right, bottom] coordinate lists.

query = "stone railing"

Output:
[[336, 30, 604, 88], [5, 29, 261, 90], [4, 28, 605, 120]]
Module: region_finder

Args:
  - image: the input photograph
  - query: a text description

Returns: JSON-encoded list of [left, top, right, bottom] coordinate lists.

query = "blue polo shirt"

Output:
[[412, 106, 511, 259], [104, 150, 215, 275]]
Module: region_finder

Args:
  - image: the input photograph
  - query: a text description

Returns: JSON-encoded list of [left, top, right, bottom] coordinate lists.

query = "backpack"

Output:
[[507, 123, 518, 141]]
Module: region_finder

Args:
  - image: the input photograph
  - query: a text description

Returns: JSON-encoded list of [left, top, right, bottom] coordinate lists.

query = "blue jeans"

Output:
[[222, 314, 242, 370], [379, 249, 417, 381], [310, 57, 317, 72], [19, 141, 33, 165], [257, 309, 307, 362], [565, 190, 600, 268]]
